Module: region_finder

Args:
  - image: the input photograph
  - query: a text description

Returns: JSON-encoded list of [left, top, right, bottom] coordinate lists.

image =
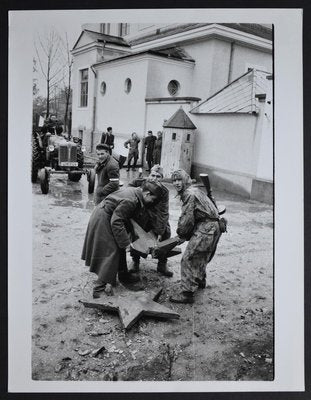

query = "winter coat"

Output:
[[144, 135, 156, 162], [94, 155, 120, 205], [100, 132, 115, 154], [81, 187, 146, 285]]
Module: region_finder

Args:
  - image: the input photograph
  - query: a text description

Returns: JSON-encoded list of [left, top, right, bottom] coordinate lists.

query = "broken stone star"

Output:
[[80, 288, 180, 330]]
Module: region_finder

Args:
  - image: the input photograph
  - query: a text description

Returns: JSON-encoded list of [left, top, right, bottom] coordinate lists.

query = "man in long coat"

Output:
[[127, 164, 173, 277], [94, 143, 120, 205], [81, 181, 164, 298], [153, 131, 163, 165], [169, 169, 225, 304], [144, 130, 156, 171], [100, 126, 114, 155]]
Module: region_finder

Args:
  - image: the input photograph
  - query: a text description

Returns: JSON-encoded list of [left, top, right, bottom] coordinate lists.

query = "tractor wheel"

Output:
[[88, 169, 95, 194], [39, 168, 49, 194], [68, 172, 82, 182], [31, 133, 43, 183]]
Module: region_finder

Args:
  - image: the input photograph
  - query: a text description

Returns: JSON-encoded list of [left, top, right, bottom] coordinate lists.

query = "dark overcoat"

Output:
[[81, 187, 145, 285], [94, 156, 120, 205], [144, 135, 156, 162], [100, 132, 115, 153]]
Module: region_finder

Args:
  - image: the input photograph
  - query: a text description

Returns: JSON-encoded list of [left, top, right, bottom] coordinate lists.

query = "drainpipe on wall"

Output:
[[227, 42, 235, 84], [90, 65, 98, 153]]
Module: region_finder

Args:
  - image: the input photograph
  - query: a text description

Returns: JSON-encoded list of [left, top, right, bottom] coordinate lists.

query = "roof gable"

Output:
[[163, 107, 196, 129], [73, 30, 130, 50], [191, 69, 272, 115]]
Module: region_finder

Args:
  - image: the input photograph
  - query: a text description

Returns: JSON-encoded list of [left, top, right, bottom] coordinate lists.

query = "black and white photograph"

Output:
[[8, 8, 304, 393]]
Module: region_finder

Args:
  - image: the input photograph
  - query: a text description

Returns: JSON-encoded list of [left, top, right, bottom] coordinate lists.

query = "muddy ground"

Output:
[[32, 169, 273, 381]]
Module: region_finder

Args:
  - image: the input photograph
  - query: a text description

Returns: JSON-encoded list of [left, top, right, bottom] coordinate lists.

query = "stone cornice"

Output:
[[131, 24, 272, 53]]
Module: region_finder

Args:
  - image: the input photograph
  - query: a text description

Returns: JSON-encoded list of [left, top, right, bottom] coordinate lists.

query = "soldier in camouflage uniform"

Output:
[[170, 169, 224, 304]]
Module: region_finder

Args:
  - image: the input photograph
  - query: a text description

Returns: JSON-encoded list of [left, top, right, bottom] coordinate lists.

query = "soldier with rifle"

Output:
[[169, 169, 227, 304]]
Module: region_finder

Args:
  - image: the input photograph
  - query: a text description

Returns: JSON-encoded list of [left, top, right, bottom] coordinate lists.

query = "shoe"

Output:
[[157, 262, 173, 277], [118, 271, 140, 284], [93, 283, 106, 298], [196, 278, 206, 289], [129, 261, 140, 273], [169, 291, 194, 304]]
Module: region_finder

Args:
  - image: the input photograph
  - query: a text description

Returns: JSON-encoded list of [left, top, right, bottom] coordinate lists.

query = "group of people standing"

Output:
[[99, 126, 163, 172], [81, 132, 226, 304]]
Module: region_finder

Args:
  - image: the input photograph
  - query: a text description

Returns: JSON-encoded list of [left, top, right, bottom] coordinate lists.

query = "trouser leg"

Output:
[[180, 247, 208, 293], [127, 153, 133, 170], [133, 153, 138, 169]]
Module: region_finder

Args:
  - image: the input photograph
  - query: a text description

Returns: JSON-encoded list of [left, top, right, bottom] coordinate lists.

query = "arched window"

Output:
[[168, 80, 180, 96], [124, 78, 132, 94], [100, 81, 107, 95]]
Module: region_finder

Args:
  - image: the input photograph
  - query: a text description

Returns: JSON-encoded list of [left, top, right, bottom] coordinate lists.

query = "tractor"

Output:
[[31, 117, 95, 194]]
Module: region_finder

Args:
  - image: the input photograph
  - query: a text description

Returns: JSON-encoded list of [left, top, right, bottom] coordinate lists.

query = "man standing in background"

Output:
[[100, 126, 114, 155], [153, 130, 163, 165], [124, 132, 141, 171], [144, 130, 156, 171]]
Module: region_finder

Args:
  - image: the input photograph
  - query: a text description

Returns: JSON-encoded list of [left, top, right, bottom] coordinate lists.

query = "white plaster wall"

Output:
[[182, 40, 215, 99], [254, 98, 273, 181], [183, 38, 272, 100], [95, 58, 148, 134], [72, 50, 98, 141], [94, 58, 149, 161], [192, 113, 257, 175], [230, 44, 272, 79], [146, 58, 194, 98]]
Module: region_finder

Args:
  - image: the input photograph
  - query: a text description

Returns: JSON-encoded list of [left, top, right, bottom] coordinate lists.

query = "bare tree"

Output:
[[61, 32, 73, 134], [35, 29, 65, 118]]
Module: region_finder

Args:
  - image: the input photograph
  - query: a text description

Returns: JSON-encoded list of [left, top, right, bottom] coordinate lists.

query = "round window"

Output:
[[168, 80, 180, 96], [100, 81, 107, 95], [124, 78, 132, 94]]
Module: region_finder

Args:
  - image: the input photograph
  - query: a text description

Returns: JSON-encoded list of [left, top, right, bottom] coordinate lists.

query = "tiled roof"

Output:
[[190, 69, 272, 114], [163, 107, 197, 129]]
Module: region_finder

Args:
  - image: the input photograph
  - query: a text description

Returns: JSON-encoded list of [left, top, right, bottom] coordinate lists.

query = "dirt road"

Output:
[[32, 169, 273, 381]]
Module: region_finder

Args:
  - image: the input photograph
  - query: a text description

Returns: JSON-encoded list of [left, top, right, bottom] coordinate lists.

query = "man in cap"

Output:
[[94, 143, 120, 205], [127, 164, 173, 277], [82, 181, 164, 298], [170, 169, 225, 304]]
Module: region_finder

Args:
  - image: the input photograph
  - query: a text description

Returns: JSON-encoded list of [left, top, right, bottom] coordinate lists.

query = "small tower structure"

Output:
[[161, 107, 196, 178]]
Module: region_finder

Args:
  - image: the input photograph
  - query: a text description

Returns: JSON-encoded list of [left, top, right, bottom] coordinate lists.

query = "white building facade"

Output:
[[71, 23, 273, 203]]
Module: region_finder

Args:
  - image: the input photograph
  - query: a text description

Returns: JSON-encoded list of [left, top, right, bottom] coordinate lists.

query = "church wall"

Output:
[[72, 49, 99, 149], [230, 44, 272, 78], [181, 40, 215, 99], [94, 58, 149, 162], [146, 59, 194, 98], [190, 113, 259, 197], [183, 38, 272, 101]]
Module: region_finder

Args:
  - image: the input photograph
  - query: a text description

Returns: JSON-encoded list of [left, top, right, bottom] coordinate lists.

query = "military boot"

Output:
[[157, 261, 173, 277]]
